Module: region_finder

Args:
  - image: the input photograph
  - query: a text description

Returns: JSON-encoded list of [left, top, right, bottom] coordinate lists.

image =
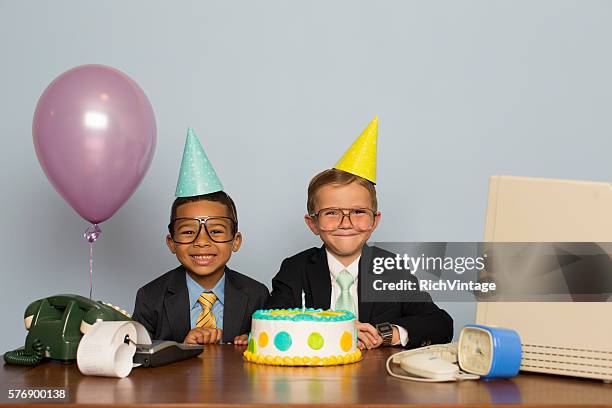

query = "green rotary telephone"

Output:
[[4, 294, 131, 366]]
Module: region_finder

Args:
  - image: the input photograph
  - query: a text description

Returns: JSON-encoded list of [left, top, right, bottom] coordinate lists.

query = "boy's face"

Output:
[[166, 200, 241, 287], [305, 182, 381, 265]]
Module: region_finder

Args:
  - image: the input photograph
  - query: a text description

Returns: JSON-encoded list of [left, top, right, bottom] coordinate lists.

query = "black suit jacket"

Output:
[[133, 266, 269, 343], [266, 245, 453, 348]]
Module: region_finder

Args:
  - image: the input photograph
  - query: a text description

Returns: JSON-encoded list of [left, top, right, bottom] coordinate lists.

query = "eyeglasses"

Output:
[[168, 217, 237, 244], [309, 207, 377, 232]]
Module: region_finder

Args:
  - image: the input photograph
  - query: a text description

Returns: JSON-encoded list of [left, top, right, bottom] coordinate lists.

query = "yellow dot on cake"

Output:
[[340, 331, 352, 352], [258, 331, 269, 348]]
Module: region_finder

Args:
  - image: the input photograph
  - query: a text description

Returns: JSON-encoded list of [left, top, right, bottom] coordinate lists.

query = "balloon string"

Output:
[[89, 241, 94, 300], [84, 223, 101, 300]]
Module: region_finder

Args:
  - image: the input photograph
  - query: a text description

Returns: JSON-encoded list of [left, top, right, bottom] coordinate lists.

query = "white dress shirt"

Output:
[[326, 249, 408, 346]]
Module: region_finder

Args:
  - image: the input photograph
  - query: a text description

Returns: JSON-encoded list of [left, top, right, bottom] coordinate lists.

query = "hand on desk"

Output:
[[356, 321, 382, 350], [233, 334, 249, 345], [184, 327, 223, 344]]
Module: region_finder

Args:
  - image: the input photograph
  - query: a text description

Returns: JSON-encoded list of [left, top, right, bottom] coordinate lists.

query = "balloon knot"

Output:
[[84, 224, 102, 243]]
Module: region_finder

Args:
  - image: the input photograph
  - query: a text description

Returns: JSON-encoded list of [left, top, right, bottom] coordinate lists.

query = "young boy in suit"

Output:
[[134, 129, 269, 345], [267, 117, 453, 349]]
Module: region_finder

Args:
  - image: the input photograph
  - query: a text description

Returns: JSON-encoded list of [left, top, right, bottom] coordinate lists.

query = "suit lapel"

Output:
[[306, 246, 332, 309], [358, 244, 374, 323], [164, 267, 191, 342], [222, 269, 247, 342]]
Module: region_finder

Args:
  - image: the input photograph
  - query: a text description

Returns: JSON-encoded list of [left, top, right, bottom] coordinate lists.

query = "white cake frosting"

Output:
[[243, 308, 362, 366]]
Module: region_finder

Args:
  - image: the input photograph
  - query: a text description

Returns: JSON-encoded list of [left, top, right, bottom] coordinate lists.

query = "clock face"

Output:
[[458, 327, 493, 375]]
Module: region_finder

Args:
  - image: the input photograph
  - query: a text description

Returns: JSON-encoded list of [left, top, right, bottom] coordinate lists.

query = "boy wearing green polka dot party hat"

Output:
[[133, 128, 269, 345], [267, 117, 453, 350]]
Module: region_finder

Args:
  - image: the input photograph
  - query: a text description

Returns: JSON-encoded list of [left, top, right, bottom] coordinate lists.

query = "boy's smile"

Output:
[[191, 253, 217, 266], [166, 200, 241, 288], [305, 182, 381, 266]]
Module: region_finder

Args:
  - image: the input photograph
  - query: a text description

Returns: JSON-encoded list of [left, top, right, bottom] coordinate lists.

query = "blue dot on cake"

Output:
[[274, 331, 292, 351]]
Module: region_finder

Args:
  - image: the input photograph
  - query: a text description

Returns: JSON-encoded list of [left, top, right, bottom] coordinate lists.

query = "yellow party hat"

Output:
[[333, 116, 378, 183]]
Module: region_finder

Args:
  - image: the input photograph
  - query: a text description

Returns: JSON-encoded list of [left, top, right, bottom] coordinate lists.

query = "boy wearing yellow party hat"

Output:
[[134, 129, 269, 345], [267, 117, 453, 349]]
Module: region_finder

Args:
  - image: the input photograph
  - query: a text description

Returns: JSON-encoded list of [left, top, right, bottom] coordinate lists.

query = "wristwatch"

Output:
[[376, 322, 394, 346]]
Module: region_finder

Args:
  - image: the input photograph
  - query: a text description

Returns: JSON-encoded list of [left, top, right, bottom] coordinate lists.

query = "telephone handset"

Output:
[[386, 344, 480, 382], [4, 294, 131, 366]]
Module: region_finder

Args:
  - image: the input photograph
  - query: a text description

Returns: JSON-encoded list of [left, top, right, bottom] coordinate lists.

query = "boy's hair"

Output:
[[307, 168, 378, 214], [170, 191, 239, 232]]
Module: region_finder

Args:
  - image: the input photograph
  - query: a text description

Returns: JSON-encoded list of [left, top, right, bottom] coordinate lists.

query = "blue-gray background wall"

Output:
[[1, 0, 611, 351]]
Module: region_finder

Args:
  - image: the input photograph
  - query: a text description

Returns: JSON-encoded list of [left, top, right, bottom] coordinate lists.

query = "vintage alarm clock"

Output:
[[458, 324, 522, 379]]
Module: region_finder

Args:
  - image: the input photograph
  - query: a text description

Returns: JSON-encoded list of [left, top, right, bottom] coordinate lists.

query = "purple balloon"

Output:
[[33, 64, 156, 224]]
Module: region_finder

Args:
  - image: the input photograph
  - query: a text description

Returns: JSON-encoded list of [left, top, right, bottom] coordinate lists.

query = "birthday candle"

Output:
[[301, 290, 306, 311]]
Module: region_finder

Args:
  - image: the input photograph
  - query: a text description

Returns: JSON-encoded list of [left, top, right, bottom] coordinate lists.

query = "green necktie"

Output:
[[335, 269, 356, 314]]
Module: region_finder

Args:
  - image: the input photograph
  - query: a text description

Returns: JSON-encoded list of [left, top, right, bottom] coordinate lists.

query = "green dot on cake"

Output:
[[307, 332, 324, 350], [247, 337, 257, 354]]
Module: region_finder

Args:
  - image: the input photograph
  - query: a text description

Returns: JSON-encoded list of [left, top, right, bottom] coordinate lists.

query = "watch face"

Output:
[[458, 327, 493, 375], [377, 323, 393, 335]]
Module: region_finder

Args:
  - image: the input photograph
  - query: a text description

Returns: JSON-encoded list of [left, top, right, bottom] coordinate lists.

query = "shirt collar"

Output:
[[325, 249, 360, 280], [186, 271, 226, 309]]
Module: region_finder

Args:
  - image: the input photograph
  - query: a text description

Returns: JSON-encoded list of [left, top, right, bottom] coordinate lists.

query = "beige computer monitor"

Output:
[[477, 175, 612, 381]]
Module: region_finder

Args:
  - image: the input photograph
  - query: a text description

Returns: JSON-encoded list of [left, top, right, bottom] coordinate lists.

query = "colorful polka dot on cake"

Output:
[[247, 337, 257, 354], [258, 331, 269, 348], [274, 331, 292, 351], [307, 332, 324, 350], [340, 331, 352, 352]]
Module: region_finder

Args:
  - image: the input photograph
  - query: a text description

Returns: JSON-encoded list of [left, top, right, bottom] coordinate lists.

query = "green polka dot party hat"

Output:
[[333, 116, 378, 184], [175, 128, 223, 197]]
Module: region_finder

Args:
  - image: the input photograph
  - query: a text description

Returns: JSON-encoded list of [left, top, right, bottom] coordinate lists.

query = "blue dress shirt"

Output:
[[186, 272, 225, 330]]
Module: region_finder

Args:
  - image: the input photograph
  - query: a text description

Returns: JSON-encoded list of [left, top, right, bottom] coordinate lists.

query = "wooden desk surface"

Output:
[[1, 345, 611, 407]]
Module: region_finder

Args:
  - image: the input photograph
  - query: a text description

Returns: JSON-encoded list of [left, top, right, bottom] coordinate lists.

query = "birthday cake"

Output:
[[243, 308, 362, 366]]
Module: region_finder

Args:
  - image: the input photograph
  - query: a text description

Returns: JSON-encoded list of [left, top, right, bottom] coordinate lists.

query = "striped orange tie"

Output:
[[196, 292, 217, 328]]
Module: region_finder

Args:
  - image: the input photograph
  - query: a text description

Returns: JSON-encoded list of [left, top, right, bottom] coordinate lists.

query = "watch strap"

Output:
[[376, 322, 394, 346]]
